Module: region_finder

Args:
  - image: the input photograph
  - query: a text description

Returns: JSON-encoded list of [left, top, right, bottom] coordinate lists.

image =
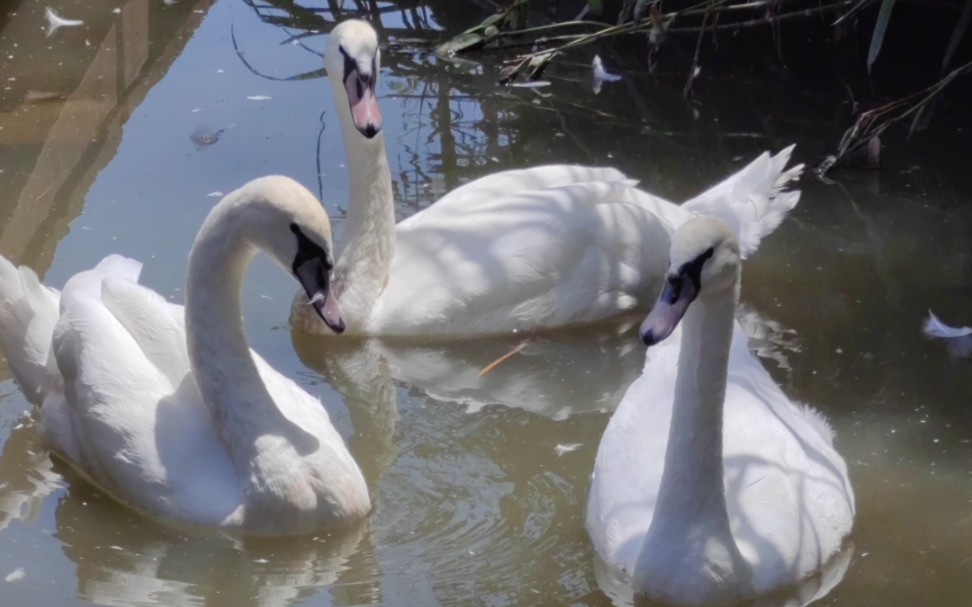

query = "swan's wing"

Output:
[[46, 257, 240, 523], [99, 275, 189, 387], [0, 256, 61, 404], [681, 146, 803, 258], [586, 332, 680, 573], [382, 180, 672, 334], [721, 332, 854, 586], [411, 164, 632, 224]]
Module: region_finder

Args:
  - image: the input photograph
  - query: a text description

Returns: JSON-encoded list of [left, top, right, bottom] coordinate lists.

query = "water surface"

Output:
[[1, 1, 971, 605]]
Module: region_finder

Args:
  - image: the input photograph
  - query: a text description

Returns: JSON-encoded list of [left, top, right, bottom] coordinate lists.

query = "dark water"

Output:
[[0, 1, 970, 605]]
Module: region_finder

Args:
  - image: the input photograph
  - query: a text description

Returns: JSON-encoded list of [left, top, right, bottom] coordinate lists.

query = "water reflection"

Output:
[[0, 0, 971, 606], [595, 544, 854, 607], [55, 481, 368, 607], [0, 0, 215, 272], [293, 320, 644, 421]]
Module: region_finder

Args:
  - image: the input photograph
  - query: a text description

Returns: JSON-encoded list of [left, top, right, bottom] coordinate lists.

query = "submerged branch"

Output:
[[451, 0, 860, 84], [819, 58, 972, 173]]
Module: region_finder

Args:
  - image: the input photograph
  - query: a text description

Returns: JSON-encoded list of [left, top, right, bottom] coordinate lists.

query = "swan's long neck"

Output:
[[332, 100, 396, 329], [185, 207, 300, 509], [636, 281, 752, 599]]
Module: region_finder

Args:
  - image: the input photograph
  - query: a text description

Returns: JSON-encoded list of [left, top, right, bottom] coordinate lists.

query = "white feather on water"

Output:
[[924, 310, 972, 357], [4, 568, 25, 583], [924, 310, 972, 338], [45, 8, 83, 37], [592, 55, 621, 94]]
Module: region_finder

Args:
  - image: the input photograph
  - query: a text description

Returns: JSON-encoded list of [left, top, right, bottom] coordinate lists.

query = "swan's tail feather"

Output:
[[0, 256, 61, 405], [682, 145, 803, 258], [798, 402, 836, 447], [61, 254, 142, 301]]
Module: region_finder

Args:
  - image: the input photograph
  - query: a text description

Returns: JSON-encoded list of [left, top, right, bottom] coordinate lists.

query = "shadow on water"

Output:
[[293, 321, 645, 421]]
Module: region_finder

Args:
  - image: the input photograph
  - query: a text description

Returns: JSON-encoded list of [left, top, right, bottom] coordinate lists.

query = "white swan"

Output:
[[0, 176, 370, 535], [290, 19, 804, 338], [586, 216, 855, 604]]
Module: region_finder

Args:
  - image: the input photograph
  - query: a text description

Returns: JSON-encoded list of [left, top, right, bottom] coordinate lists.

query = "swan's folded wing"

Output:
[[50, 263, 240, 522], [586, 334, 679, 571], [385, 180, 667, 333], [0, 256, 61, 404], [50, 283, 174, 502], [400, 165, 632, 228], [100, 276, 189, 389]]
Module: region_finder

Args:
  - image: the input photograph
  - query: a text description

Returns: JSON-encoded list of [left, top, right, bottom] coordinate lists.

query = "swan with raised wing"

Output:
[[291, 19, 804, 338], [586, 216, 855, 604], [0, 176, 370, 535]]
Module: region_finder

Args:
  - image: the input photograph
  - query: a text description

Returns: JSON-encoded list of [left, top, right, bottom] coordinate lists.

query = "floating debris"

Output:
[[554, 443, 582, 457], [510, 80, 551, 89], [4, 568, 24, 583], [191, 127, 225, 149], [246, 95, 272, 101], [24, 90, 64, 103], [45, 7, 84, 37], [924, 310, 972, 357], [591, 54, 621, 95], [206, 191, 224, 198]]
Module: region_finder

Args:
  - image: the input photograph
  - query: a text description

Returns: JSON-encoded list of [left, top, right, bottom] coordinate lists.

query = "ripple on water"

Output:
[[367, 399, 602, 604]]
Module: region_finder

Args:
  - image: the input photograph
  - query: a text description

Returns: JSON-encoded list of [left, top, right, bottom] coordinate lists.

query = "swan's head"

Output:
[[326, 19, 382, 139], [640, 216, 740, 346], [230, 176, 346, 334]]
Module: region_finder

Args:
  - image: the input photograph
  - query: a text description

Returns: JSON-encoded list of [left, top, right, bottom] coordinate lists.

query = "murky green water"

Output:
[[1, 1, 971, 605]]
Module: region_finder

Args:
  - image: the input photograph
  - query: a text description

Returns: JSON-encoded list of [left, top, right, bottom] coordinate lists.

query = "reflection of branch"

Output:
[[230, 23, 326, 81], [315, 110, 328, 203]]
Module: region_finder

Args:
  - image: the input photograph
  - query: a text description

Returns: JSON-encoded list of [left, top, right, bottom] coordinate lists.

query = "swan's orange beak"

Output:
[[307, 284, 345, 334], [640, 273, 697, 346], [345, 70, 382, 139]]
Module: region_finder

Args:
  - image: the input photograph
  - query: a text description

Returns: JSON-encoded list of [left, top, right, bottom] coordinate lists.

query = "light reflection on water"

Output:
[[1, 0, 971, 606]]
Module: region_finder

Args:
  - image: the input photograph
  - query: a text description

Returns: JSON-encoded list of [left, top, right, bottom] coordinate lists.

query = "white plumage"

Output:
[[587, 217, 855, 604], [0, 176, 370, 535], [290, 20, 804, 338]]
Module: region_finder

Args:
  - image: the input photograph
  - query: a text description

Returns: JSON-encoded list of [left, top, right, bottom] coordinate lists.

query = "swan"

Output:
[[290, 19, 804, 338], [586, 216, 855, 604], [0, 176, 371, 535]]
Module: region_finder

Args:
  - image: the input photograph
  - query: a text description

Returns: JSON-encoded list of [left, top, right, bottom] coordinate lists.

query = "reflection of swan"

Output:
[[0, 176, 369, 534], [0, 416, 61, 532], [587, 217, 855, 604], [52, 476, 367, 607], [290, 336, 400, 485], [594, 542, 855, 607], [297, 314, 800, 422], [291, 20, 803, 337], [375, 325, 643, 419]]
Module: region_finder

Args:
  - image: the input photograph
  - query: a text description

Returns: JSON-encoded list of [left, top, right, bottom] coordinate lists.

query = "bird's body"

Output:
[[290, 20, 803, 338], [0, 176, 370, 535], [587, 217, 855, 604]]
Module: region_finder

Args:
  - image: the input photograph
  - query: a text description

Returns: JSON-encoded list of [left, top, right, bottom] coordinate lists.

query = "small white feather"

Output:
[[924, 310, 972, 338], [4, 568, 25, 583], [45, 8, 84, 37]]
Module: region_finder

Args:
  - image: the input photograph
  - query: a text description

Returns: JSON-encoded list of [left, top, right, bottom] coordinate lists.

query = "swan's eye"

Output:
[[339, 46, 357, 81], [675, 247, 715, 294], [290, 223, 332, 270], [663, 274, 682, 304]]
